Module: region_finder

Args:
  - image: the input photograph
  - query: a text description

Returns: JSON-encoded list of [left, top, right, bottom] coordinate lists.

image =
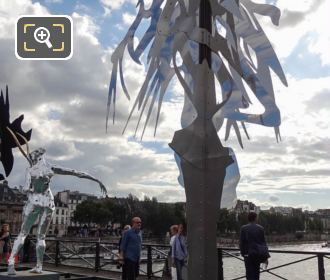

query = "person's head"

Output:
[[131, 217, 142, 230], [123, 224, 131, 233], [2, 224, 9, 233], [178, 223, 185, 235], [170, 225, 178, 236], [248, 212, 257, 223], [28, 148, 46, 165]]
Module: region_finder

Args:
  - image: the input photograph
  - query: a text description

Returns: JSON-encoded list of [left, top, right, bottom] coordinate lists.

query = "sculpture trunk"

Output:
[[170, 1, 233, 278], [170, 61, 232, 279]]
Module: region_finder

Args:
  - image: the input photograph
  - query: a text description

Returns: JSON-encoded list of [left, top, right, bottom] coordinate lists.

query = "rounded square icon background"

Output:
[[16, 15, 73, 60]]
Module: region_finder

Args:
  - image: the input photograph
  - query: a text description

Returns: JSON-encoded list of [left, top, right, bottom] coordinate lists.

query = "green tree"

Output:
[[73, 200, 98, 225]]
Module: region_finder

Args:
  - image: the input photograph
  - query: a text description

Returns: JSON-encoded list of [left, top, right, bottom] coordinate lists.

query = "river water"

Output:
[[223, 243, 330, 280]]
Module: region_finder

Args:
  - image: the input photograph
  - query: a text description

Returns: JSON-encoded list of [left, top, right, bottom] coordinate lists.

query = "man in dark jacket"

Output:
[[239, 212, 269, 280]]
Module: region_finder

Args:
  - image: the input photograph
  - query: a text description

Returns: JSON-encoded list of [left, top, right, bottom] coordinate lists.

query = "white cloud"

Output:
[[72, 12, 100, 45], [122, 12, 135, 26], [256, 0, 328, 63], [0, 0, 48, 38], [100, 0, 135, 11], [306, 0, 330, 65], [0, 0, 180, 202], [46, 0, 63, 3], [0, 0, 329, 210], [100, 0, 154, 16]]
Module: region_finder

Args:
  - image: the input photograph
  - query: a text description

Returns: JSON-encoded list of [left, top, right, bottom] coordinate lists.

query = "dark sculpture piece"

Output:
[[0, 86, 32, 180]]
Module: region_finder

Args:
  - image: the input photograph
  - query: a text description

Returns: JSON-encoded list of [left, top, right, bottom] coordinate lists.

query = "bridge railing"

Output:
[[218, 247, 330, 280], [21, 238, 330, 279], [25, 238, 170, 279]]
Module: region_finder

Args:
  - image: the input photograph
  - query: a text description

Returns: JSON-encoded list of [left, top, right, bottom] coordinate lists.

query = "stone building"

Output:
[[315, 209, 330, 231], [0, 180, 27, 234], [56, 190, 97, 227], [48, 197, 69, 237], [233, 199, 260, 214]]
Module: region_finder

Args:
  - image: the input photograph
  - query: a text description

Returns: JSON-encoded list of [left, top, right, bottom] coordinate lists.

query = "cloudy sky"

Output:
[[0, 0, 329, 210]]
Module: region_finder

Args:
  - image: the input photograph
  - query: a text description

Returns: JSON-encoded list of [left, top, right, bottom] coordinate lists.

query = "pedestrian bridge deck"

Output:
[[1, 263, 170, 280]]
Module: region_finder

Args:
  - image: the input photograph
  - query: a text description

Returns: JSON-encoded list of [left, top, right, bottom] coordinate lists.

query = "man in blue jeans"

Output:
[[119, 217, 142, 280]]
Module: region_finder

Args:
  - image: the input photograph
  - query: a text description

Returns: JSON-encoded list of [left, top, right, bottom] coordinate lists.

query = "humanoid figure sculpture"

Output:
[[7, 144, 106, 275]]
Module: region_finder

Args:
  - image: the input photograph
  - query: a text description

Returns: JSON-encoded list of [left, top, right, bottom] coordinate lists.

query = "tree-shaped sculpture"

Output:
[[107, 0, 287, 278]]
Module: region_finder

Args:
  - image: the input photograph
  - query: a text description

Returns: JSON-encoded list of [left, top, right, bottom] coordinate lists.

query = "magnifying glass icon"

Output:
[[34, 27, 53, 49]]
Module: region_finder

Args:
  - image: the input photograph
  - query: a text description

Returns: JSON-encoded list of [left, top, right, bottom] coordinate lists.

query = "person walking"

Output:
[[0, 224, 11, 264], [171, 224, 187, 280], [239, 212, 269, 280], [118, 225, 131, 280], [169, 225, 178, 280], [119, 217, 142, 280]]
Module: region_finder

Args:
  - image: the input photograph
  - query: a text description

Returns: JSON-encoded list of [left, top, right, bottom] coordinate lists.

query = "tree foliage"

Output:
[[216, 210, 324, 235], [73, 195, 186, 236], [74, 197, 324, 236]]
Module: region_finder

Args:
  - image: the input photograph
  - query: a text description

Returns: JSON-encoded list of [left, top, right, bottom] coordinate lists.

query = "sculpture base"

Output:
[[0, 270, 60, 280]]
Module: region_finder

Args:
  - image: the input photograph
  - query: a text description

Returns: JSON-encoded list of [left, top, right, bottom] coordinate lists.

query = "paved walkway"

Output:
[[21, 263, 171, 279]]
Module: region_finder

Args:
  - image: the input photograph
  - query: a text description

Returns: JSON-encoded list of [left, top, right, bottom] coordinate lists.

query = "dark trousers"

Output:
[[121, 264, 127, 280], [123, 259, 139, 280], [174, 258, 184, 280], [244, 256, 260, 280]]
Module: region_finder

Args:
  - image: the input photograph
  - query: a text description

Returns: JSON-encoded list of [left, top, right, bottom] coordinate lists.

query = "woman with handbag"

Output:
[[171, 224, 187, 280], [0, 224, 11, 264], [169, 225, 178, 280]]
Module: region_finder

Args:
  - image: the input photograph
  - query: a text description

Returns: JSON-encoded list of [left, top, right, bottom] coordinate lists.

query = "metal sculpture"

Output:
[[0, 86, 32, 180], [0, 88, 107, 275], [107, 0, 287, 278], [6, 143, 106, 275]]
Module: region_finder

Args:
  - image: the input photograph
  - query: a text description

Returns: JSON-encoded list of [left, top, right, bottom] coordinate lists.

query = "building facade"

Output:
[[56, 190, 97, 228], [315, 209, 330, 232], [0, 181, 27, 234], [48, 197, 69, 237], [233, 199, 260, 214]]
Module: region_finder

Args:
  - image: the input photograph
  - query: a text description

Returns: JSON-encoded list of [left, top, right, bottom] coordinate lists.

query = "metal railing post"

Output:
[[218, 248, 224, 280], [147, 245, 152, 279], [318, 254, 325, 280], [55, 240, 60, 267], [95, 240, 100, 272]]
